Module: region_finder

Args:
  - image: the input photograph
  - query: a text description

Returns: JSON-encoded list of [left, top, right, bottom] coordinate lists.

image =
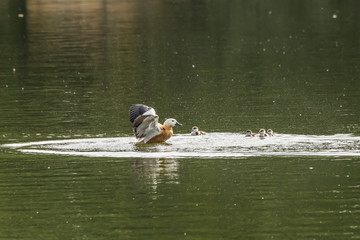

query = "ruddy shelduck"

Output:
[[257, 129, 268, 137], [245, 130, 255, 137], [129, 104, 182, 143], [266, 129, 275, 136], [190, 126, 207, 136]]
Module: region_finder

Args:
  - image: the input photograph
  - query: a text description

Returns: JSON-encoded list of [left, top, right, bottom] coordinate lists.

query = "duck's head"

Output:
[[191, 126, 199, 132], [259, 129, 266, 136], [164, 118, 182, 127], [245, 130, 253, 136], [267, 129, 273, 135]]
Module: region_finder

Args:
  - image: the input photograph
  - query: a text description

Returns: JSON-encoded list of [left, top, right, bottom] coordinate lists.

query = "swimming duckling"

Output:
[[257, 129, 268, 138], [266, 129, 275, 136], [191, 126, 207, 136], [129, 104, 182, 143], [245, 130, 255, 137]]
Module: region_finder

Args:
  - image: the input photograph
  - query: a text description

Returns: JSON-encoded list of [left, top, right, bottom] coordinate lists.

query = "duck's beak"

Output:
[[175, 121, 182, 126]]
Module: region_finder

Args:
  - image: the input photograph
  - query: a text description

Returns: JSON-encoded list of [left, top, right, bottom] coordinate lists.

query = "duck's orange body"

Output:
[[146, 124, 174, 143]]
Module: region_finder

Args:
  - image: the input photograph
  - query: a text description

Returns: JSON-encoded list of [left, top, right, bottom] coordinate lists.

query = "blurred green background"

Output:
[[1, 0, 359, 144]]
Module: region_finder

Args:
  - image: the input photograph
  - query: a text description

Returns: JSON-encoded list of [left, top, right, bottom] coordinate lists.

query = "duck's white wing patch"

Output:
[[143, 108, 156, 116], [134, 115, 161, 143]]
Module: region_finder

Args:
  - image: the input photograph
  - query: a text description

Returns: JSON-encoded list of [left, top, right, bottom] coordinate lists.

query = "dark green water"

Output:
[[1, 0, 360, 239]]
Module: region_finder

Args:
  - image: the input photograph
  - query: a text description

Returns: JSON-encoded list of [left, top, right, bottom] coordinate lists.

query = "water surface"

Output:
[[1, 0, 360, 239]]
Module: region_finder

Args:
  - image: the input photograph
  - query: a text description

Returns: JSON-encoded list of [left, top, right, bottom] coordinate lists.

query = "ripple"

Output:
[[2, 133, 360, 158]]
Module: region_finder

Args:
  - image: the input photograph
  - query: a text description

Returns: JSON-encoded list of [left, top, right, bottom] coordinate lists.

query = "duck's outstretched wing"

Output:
[[129, 104, 156, 123], [133, 115, 162, 143], [129, 104, 161, 143]]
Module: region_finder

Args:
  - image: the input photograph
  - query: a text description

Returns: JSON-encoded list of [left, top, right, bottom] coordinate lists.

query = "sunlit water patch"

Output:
[[2, 133, 360, 158]]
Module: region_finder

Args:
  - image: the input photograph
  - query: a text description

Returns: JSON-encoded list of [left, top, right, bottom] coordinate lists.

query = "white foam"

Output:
[[3, 133, 360, 158]]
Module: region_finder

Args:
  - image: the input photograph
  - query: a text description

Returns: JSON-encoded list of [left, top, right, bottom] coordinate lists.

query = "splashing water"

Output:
[[2, 133, 360, 158]]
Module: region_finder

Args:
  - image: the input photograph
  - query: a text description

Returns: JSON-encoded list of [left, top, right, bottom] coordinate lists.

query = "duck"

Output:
[[190, 126, 207, 136], [129, 104, 182, 143], [257, 129, 268, 137], [266, 129, 275, 136], [245, 130, 255, 137]]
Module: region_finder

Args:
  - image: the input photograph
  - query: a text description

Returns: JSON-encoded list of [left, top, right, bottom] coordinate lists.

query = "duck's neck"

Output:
[[163, 123, 173, 130]]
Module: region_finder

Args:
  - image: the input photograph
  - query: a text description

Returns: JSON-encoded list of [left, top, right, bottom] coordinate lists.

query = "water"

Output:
[[4, 133, 360, 158], [1, 0, 360, 239], [1, 151, 360, 239]]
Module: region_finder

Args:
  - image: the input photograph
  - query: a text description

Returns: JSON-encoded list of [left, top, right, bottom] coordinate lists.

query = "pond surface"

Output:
[[4, 133, 360, 158], [1, 0, 360, 239]]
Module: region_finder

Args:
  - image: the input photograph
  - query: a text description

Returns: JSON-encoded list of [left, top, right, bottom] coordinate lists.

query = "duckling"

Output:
[[266, 129, 275, 136], [257, 129, 268, 138], [129, 104, 182, 143], [245, 130, 255, 137], [191, 126, 207, 136]]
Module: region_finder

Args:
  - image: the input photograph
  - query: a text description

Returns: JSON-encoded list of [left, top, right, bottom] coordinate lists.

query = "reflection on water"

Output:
[[132, 158, 179, 199], [1, 153, 359, 239]]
